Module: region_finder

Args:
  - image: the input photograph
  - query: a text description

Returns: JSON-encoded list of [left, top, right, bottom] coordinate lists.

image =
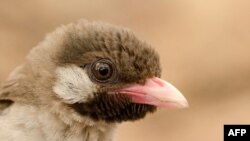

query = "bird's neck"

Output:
[[47, 101, 118, 141], [6, 102, 117, 141]]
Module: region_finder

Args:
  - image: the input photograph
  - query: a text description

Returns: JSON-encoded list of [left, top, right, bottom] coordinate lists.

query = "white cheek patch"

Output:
[[53, 65, 97, 104]]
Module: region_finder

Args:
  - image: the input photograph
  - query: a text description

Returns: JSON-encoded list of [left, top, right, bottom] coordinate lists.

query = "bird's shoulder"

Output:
[[0, 65, 25, 113]]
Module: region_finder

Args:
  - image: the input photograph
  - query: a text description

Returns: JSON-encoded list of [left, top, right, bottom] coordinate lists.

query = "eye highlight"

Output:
[[88, 59, 117, 84]]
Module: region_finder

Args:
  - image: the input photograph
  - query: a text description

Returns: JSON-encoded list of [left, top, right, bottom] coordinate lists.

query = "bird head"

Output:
[[2, 20, 188, 123]]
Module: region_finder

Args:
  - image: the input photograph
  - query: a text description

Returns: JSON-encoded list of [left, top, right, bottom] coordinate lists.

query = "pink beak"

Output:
[[109, 77, 188, 109]]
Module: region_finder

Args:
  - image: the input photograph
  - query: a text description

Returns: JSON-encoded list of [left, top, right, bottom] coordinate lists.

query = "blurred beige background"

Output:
[[0, 1, 250, 141]]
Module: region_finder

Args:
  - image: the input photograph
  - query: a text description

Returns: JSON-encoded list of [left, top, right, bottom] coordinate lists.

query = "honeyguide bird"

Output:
[[0, 20, 188, 141]]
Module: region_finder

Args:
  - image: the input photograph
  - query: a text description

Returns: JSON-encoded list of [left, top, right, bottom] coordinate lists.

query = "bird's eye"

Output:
[[93, 62, 112, 80], [88, 59, 117, 84]]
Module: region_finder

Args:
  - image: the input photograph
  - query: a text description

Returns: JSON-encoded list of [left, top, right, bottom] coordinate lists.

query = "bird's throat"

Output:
[[69, 93, 156, 123]]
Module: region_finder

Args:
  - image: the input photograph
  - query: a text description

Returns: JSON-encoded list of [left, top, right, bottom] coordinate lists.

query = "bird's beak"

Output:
[[110, 77, 188, 109]]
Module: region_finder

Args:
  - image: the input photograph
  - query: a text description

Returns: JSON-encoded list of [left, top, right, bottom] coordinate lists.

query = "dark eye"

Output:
[[93, 62, 112, 80], [88, 59, 117, 84]]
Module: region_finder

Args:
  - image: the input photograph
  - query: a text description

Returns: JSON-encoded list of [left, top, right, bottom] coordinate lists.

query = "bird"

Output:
[[0, 20, 188, 141]]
